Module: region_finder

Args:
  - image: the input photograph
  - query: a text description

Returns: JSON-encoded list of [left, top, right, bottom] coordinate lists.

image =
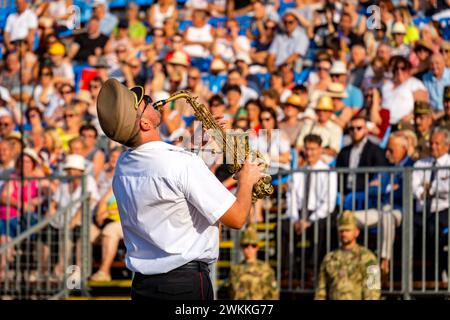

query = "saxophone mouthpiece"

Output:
[[153, 100, 166, 111]]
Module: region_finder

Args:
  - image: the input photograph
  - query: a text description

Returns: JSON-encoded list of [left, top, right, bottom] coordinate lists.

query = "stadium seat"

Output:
[[255, 73, 271, 90], [234, 15, 252, 36], [191, 57, 211, 73], [294, 68, 311, 84], [135, 0, 154, 7], [439, 18, 450, 41], [208, 74, 227, 94], [109, 0, 128, 9], [278, 0, 296, 16], [413, 16, 431, 27], [208, 16, 227, 28], [178, 19, 193, 32]]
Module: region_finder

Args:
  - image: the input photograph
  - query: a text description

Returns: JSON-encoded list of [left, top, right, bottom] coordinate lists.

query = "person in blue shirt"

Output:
[[423, 53, 450, 116]]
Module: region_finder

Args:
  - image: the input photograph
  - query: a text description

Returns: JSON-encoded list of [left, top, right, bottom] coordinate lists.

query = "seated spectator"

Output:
[[412, 101, 434, 160], [92, 0, 118, 36], [68, 17, 110, 64], [124, 3, 147, 48], [286, 134, 337, 268], [249, 18, 278, 66], [412, 40, 434, 81], [0, 140, 15, 178], [247, 0, 279, 43], [390, 22, 410, 58], [326, 82, 353, 129], [3, 0, 38, 52], [42, 155, 99, 279], [0, 52, 21, 92], [208, 95, 232, 128], [222, 70, 258, 107], [307, 56, 332, 109], [441, 41, 450, 69], [435, 86, 450, 131], [235, 54, 263, 94], [48, 42, 75, 86], [183, 9, 214, 58], [0, 112, 16, 140], [336, 116, 388, 206], [261, 88, 284, 121], [57, 104, 83, 151], [382, 56, 427, 128], [147, 0, 177, 29], [361, 56, 389, 93], [245, 99, 262, 135], [348, 45, 369, 89], [226, 0, 254, 17], [268, 9, 309, 72], [269, 71, 292, 104], [423, 53, 450, 118], [80, 124, 105, 180], [330, 61, 364, 112], [279, 94, 307, 148], [0, 148, 45, 281], [40, 0, 74, 32], [297, 96, 343, 164], [24, 107, 46, 146], [97, 146, 124, 198]]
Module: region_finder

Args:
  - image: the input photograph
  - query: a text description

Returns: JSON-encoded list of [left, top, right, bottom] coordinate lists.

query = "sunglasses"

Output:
[[261, 117, 273, 122], [61, 90, 73, 95], [210, 103, 222, 108], [243, 244, 258, 248], [393, 65, 407, 72], [0, 122, 11, 127], [349, 126, 363, 131], [317, 66, 330, 71], [42, 72, 52, 76], [284, 19, 296, 25], [64, 113, 77, 119], [139, 95, 153, 118]]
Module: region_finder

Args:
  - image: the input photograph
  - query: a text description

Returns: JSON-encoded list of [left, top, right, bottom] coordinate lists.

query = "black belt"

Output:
[[175, 261, 210, 273]]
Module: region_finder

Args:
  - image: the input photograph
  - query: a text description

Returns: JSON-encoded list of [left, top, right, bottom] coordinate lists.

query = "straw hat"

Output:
[[330, 61, 347, 75], [97, 79, 144, 148], [391, 22, 406, 35], [326, 83, 348, 99], [23, 148, 41, 165], [168, 51, 190, 67], [284, 94, 304, 108], [315, 96, 334, 111], [75, 90, 93, 105]]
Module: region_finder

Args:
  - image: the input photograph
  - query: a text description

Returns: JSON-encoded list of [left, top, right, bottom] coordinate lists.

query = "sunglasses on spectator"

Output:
[[210, 103, 222, 108], [261, 117, 273, 122], [29, 113, 39, 118], [349, 126, 363, 131], [243, 244, 258, 248], [317, 66, 330, 71], [0, 122, 11, 127], [116, 48, 127, 53], [440, 49, 450, 53], [61, 90, 73, 95], [393, 65, 407, 72], [82, 133, 96, 138], [331, 74, 342, 78], [64, 113, 77, 119]]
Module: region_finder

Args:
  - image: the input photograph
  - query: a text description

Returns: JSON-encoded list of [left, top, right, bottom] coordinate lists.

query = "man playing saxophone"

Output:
[[96, 79, 267, 300]]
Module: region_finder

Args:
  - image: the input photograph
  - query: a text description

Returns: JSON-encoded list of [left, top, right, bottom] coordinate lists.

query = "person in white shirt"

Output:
[[381, 56, 428, 126], [4, 0, 38, 52], [287, 134, 337, 270], [96, 79, 267, 300], [412, 127, 450, 282]]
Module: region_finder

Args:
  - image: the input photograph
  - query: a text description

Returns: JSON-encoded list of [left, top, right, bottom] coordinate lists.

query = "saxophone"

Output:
[[153, 90, 274, 202]]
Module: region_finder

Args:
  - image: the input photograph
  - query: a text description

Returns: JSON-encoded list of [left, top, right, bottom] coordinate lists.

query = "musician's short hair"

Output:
[[304, 134, 322, 147]]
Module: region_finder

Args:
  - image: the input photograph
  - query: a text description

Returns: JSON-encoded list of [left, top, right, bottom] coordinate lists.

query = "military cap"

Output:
[[96, 79, 144, 148], [338, 211, 358, 231], [414, 100, 432, 116], [240, 225, 259, 246], [444, 86, 450, 101]]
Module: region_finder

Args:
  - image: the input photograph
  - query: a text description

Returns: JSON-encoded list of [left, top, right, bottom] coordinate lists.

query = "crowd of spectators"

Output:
[[0, 0, 449, 284]]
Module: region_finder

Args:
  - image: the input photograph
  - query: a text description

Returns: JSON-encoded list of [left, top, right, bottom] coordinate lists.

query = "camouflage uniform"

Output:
[[228, 225, 279, 300], [414, 101, 433, 159], [315, 211, 381, 300]]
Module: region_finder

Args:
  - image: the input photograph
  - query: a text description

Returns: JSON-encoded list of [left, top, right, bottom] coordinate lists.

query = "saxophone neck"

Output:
[[152, 91, 192, 111]]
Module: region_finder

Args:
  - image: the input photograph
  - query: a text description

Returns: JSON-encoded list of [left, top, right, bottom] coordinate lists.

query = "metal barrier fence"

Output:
[[0, 175, 91, 300], [218, 165, 450, 299]]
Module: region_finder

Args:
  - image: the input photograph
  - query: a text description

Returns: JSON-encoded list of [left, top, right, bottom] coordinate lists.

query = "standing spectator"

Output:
[[412, 127, 450, 281], [183, 9, 214, 58], [296, 96, 343, 163], [287, 134, 337, 273], [330, 61, 364, 112], [92, 0, 118, 36], [69, 17, 110, 64], [382, 56, 427, 127], [336, 116, 388, 202], [3, 0, 38, 52], [267, 9, 309, 72], [423, 53, 450, 117], [315, 211, 381, 300]]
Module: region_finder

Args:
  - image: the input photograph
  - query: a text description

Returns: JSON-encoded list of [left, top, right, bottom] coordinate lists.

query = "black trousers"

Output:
[[131, 261, 214, 300]]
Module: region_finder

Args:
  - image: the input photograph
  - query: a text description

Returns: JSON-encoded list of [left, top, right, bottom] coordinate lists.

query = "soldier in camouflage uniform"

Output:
[[414, 101, 434, 160], [434, 86, 450, 131], [315, 211, 381, 300], [228, 225, 279, 300]]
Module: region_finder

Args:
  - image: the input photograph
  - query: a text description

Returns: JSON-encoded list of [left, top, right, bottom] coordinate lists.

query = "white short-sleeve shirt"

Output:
[[113, 141, 236, 275], [4, 9, 38, 42]]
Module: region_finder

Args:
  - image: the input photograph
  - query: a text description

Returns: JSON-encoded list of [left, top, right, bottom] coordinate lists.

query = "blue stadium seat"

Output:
[[109, 0, 128, 9], [413, 16, 431, 27], [73, 64, 91, 92], [294, 68, 311, 84], [255, 73, 271, 90], [234, 15, 252, 36], [135, 0, 154, 7], [190, 57, 211, 73], [178, 19, 192, 32], [208, 16, 227, 28], [278, 0, 296, 16], [208, 74, 227, 94], [439, 18, 450, 41]]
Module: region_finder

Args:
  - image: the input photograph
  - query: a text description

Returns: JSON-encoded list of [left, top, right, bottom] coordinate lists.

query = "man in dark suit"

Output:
[[336, 116, 388, 209]]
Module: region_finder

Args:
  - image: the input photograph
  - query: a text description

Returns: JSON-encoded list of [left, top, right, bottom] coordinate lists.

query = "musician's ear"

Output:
[[139, 118, 151, 131]]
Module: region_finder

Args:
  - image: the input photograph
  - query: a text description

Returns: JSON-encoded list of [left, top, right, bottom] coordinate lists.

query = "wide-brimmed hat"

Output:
[[315, 95, 334, 111], [329, 61, 347, 75], [97, 78, 144, 148], [23, 148, 41, 165], [75, 90, 93, 105], [414, 40, 434, 53], [326, 82, 348, 99], [168, 51, 190, 67], [284, 94, 304, 108], [63, 154, 86, 171], [391, 22, 406, 34], [48, 42, 65, 56]]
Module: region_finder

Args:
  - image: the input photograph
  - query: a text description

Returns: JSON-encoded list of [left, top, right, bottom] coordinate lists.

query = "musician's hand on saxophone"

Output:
[[233, 156, 267, 186]]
